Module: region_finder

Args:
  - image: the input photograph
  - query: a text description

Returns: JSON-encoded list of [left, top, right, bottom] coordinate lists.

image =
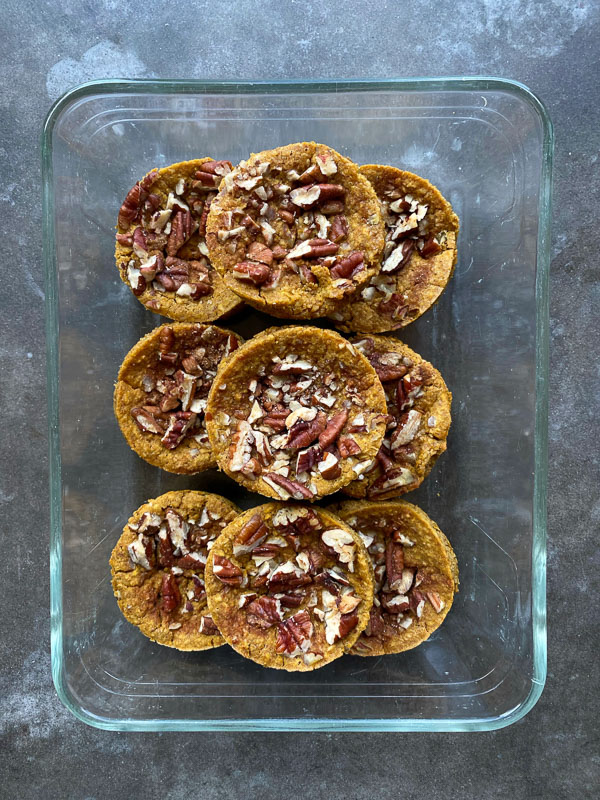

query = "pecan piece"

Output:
[[212, 554, 245, 586], [264, 473, 314, 500], [160, 573, 181, 613], [233, 513, 268, 555], [228, 420, 254, 472], [338, 435, 361, 458], [276, 609, 313, 655], [329, 214, 349, 242], [385, 542, 405, 590], [197, 159, 232, 176], [167, 209, 194, 256], [426, 591, 445, 613], [372, 362, 408, 382], [390, 410, 422, 450], [232, 261, 271, 285], [364, 607, 385, 637], [330, 251, 364, 280], [130, 406, 165, 435], [381, 240, 415, 274], [116, 233, 133, 246], [288, 238, 339, 259], [247, 241, 274, 265], [246, 596, 283, 628], [318, 409, 348, 449], [268, 561, 312, 589], [262, 408, 289, 432], [198, 615, 219, 635], [276, 593, 304, 608], [118, 170, 159, 230], [161, 411, 196, 449], [286, 411, 327, 450], [378, 293, 409, 320], [158, 325, 175, 353], [296, 444, 323, 474], [418, 235, 442, 258], [197, 195, 213, 237]]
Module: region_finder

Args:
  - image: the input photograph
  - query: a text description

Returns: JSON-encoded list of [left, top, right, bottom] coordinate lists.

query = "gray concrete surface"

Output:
[[1, 1, 599, 798]]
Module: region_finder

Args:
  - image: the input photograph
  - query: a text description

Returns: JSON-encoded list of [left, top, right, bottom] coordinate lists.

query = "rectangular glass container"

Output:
[[43, 78, 551, 731]]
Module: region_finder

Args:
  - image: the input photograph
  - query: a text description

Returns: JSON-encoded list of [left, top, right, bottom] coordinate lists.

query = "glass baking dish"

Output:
[[43, 77, 551, 731]]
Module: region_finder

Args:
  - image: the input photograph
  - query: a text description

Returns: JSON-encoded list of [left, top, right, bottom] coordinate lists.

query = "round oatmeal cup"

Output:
[[204, 325, 388, 500], [329, 499, 459, 656], [206, 142, 385, 319], [205, 503, 374, 671], [115, 158, 244, 321], [110, 490, 239, 651], [114, 322, 243, 474]]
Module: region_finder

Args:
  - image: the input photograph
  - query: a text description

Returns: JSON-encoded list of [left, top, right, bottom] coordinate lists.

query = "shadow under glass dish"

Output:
[[44, 77, 550, 731]]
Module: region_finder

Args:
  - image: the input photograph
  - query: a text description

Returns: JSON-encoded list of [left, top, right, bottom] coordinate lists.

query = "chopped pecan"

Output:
[[338, 593, 361, 614], [288, 238, 339, 259], [318, 409, 348, 449], [426, 591, 445, 613], [232, 261, 271, 285], [271, 244, 289, 260], [322, 528, 355, 569], [161, 411, 196, 449], [233, 513, 268, 555], [418, 235, 442, 258], [368, 466, 416, 496], [296, 444, 323, 474], [317, 451, 341, 480], [198, 615, 219, 635], [198, 195, 213, 237], [116, 233, 133, 246], [118, 170, 158, 230], [385, 542, 405, 590], [364, 607, 385, 637], [198, 159, 232, 176], [228, 420, 254, 472], [390, 410, 422, 450], [268, 561, 312, 589], [264, 473, 314, 500], [247, 241, 274, 265], [381, 240, 414, 274], [261, 408, 289, 432], [158, 325, 175, 353], [276, 609, 313, 655], [286, 411, 327, 450], [246, 596, 283, 628], [191, 575, 206, 602], [330, 251, 364, 279], [329, 214, 348, 242], [212, 554, 245, 586], [278, 208, 296, 225], [338, 435, 361, 458], [381, 593, 410, 614], [372, 362, 408, 382], [276, 593, 304, 608], [167, 209, 194, 256], [160, 573, 181, 613], [131, 406, 166, 435], [378, 293, 409, 320]]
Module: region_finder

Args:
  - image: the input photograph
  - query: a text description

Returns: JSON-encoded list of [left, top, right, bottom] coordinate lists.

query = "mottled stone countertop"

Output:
[[1, 1, 598, 798]]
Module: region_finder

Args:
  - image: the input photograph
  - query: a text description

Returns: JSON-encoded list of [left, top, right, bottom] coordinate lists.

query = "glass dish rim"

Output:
[[43, 75, 551, 732]]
